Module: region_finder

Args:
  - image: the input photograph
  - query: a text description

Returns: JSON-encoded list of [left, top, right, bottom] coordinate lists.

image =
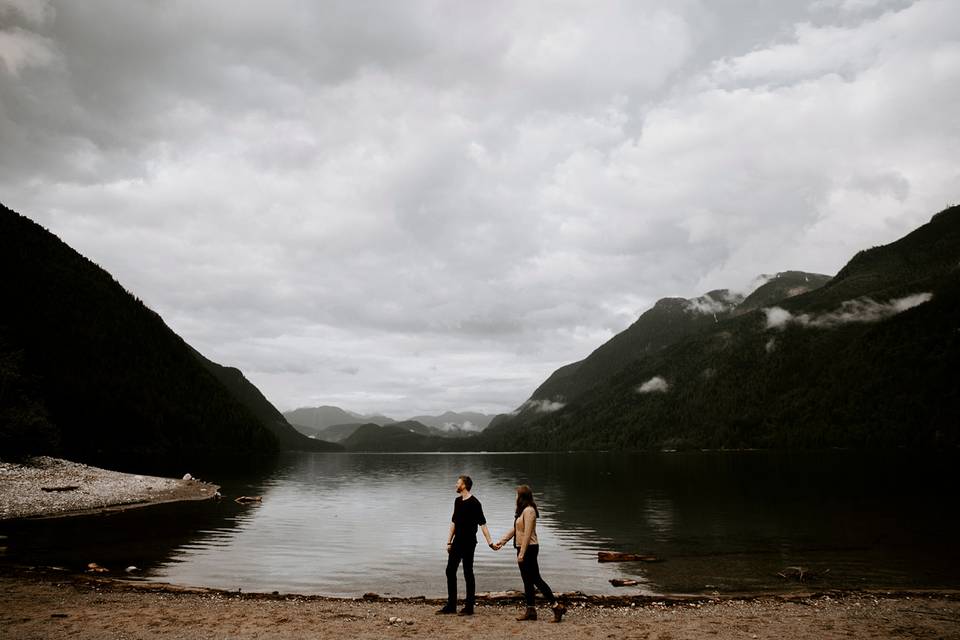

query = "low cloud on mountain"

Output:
[[637, 376, 670, 394], [764, 293, 933, 330], [518, 399, 566, 414], [685, 291, 743, 316]]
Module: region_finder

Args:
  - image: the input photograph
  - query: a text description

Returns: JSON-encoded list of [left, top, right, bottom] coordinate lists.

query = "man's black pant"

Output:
[[445, 541, 477, 609]]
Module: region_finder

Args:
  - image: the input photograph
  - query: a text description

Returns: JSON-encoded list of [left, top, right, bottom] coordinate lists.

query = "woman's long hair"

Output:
[[515, 484, 540, 518]]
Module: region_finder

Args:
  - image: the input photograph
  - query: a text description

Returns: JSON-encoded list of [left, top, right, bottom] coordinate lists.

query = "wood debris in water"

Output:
[[598, 551, 660, 563], [610, 579, 641, 587]]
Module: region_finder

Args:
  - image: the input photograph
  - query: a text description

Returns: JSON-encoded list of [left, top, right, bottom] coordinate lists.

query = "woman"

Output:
[[494, 485, 566, 622]]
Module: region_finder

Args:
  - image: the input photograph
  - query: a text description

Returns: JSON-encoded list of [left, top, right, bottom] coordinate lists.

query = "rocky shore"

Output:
[[1, 567, 958, 639], [0, 457, 219, 521]]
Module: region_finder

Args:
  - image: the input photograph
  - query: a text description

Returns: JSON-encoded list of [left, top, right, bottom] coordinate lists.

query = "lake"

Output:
[[2, 451, 958, 597]]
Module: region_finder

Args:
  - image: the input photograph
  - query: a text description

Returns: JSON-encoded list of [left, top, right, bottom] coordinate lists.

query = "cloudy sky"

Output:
[[1, 0, 958, 417]]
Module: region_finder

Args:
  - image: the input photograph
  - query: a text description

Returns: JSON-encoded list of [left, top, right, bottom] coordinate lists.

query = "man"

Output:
[[437, 474, 495, 616]]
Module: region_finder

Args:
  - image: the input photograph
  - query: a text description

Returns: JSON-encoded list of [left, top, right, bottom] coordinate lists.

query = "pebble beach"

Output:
[[0, 457, 218, 521], [1, 568, 957, 640]]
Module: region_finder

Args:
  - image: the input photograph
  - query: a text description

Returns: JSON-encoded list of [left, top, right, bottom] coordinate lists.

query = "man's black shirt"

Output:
[[451, 495, 486, 546]]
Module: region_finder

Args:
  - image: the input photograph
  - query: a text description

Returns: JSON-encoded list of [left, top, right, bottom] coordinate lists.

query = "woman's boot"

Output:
[[516, 606, 537, 621], [550, 601, 566, 623]]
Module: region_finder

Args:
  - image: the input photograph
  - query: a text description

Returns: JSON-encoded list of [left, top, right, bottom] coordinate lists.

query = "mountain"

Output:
[[522, 289, 739, 410], [292, 422, 366, 442], [0, 203, 340, 463], [483, 206, 960, 450], [341, 421, 441, 452], [510, 277, 827, 423], [190, 350, 340, 452], [283, 405, 395, 432], [301, 413, 494, 443], [407, 411, 496, 434], [284, 406, 495, 440], [736, 271, 832, 314]]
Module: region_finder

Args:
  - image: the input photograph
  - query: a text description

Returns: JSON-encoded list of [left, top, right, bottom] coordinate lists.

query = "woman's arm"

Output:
[[497, 526, 515, 548], [518, 507, 535, 560]]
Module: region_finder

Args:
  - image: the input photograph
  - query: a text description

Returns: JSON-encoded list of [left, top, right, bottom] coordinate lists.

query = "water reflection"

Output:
[[136, 452, 633, 596], [2, 451, 958, 597]]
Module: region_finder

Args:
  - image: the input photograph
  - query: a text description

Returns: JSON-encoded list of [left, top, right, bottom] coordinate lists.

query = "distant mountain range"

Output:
[[283, 407, 495, 442], [408, 411, 494, 432], [0, 203, 341, 464], [283, 406, 396, 432]]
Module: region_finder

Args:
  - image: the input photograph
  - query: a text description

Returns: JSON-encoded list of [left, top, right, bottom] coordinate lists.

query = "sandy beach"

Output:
[[1, 567, 958, 640], [0, 457, 219, 521]]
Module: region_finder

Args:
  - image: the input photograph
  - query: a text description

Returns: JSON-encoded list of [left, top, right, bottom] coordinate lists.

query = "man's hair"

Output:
[[459, 475, 473, 491]]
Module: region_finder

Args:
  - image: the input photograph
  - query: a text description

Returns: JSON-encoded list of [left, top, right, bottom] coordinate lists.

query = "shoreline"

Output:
[[0, 456, 220, 522], [5, 563, 960, 604], [3, 566, 958, 639]]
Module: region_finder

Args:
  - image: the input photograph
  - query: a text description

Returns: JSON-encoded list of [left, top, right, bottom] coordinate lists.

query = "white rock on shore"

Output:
[[0, 457, 219, 520]]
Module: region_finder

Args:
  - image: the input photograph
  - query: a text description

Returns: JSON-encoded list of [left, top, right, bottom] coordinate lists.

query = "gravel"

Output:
[[3, 572, 958, 640], [0, 457, 219, 520]]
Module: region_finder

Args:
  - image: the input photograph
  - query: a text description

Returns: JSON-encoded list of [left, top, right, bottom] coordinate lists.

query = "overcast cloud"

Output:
[[2, 0, 958, 416]]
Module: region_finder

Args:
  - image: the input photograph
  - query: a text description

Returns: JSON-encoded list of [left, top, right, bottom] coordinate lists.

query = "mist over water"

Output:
[[3, 451, 958, 597]]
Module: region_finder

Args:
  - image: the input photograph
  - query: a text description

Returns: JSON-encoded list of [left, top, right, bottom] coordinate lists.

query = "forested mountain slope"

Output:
[[483, 206, 960, 450], [0, 203, 338, 464]]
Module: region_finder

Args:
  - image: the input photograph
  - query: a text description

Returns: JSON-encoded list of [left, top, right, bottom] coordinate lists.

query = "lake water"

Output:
[[2, 451, 958, 597]]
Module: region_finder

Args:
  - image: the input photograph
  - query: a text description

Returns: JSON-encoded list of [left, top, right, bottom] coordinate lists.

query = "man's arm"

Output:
[[474, 500, 492, 547], [447, 522, 455, 550], [480, 524, 493, 546]]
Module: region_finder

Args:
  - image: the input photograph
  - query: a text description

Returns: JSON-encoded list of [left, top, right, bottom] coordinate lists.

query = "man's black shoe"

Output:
[[435, 606, 457, 615], [458, 607, 474, 616]]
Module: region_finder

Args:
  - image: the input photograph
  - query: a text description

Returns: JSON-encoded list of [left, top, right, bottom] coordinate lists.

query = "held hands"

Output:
[[451, 541, 506, 551]]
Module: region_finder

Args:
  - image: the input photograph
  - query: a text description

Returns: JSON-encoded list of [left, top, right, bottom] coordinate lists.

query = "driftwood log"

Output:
[[610, 578, 641, 587], [598, 551, 660, 563]]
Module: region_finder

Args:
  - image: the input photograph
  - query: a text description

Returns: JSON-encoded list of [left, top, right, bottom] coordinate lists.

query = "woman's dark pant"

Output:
[[516, 545, 555, 606], [446, 542, 477, 609]]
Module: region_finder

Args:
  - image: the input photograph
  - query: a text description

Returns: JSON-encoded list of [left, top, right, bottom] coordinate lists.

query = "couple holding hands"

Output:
[[439, 475, 566, 622]]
